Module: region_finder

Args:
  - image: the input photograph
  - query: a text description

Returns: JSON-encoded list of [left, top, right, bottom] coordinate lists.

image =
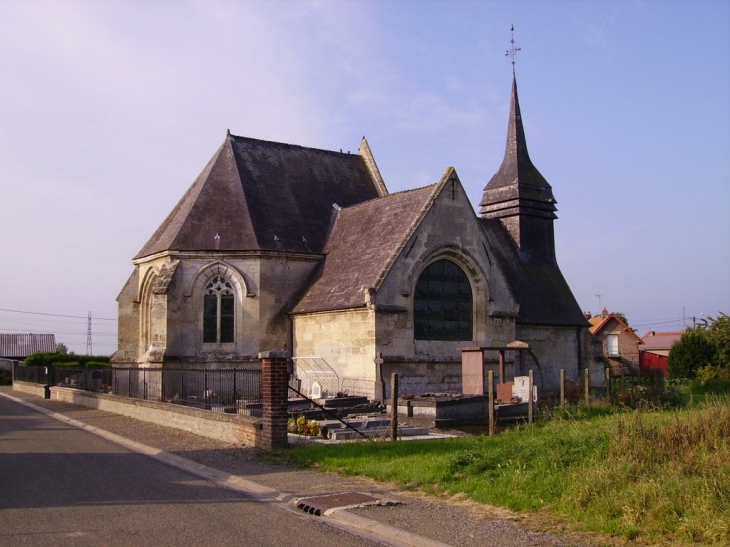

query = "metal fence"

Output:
[[13, 364, 263, 416], [12, 363, 48, 384]]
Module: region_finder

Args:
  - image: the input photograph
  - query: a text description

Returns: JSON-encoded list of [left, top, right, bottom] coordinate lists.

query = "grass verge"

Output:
[[282, 397, 729, 546]]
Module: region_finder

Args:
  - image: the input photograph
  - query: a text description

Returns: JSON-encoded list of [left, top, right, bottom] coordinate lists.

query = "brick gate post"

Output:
[[259, 350, 290, 450]]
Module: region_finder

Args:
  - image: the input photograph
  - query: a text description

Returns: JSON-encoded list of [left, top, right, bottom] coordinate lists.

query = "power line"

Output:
[[0, 307, 116, 321]]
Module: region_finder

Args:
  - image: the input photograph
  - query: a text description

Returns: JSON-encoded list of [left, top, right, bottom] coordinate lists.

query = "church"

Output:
[[112, 76, 596, 398]]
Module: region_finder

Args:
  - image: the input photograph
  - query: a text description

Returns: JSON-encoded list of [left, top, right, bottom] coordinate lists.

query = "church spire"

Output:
[[479, 37, 558, 263]]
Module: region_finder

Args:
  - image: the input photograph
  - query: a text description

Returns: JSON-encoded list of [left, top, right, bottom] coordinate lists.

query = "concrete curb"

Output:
[[1, 391, 452, 547]]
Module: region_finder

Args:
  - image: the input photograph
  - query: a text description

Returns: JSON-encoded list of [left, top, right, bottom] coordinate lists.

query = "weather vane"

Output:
[[505, 24, 521, 74]]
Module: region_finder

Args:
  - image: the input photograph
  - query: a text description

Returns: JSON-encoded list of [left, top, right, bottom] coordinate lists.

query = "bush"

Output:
[[0, 368, 11, 385], [668, 330, 717, 379], [23, 352, 111, 368]]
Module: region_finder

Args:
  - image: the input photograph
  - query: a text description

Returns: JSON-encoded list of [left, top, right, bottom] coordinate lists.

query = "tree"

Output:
[[668, 328, 718, 379], [56, 342, 68, 354], [615, 312, 629, 326], [698, 313, 730, 367]]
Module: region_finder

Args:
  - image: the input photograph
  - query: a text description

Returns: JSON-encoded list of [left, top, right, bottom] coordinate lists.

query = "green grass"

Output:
[[282, 397, 730, 546]]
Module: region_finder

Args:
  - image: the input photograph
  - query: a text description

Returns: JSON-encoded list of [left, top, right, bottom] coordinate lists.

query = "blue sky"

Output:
[[1, 0, 728, 354]]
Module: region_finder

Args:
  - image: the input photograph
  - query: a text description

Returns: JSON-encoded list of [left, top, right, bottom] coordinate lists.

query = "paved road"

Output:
[[0, 396, 383, 547]]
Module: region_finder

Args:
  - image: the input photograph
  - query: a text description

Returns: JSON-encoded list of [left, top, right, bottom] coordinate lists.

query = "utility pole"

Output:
[[86, 311, 92, 355]]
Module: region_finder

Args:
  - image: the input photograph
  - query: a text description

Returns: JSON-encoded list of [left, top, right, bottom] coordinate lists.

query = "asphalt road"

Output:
[[0, 396, 383, 547]]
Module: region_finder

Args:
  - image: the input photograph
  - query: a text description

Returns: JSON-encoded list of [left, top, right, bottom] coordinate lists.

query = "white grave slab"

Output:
[[513, 376, 538, 403]]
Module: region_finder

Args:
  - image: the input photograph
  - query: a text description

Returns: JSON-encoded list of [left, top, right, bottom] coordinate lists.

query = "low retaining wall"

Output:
[[13, 380, 48, 399], [50, 387, 264, 448]]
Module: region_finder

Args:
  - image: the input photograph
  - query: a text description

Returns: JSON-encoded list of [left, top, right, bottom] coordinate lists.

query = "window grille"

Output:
[[414, 259, 473, 341]]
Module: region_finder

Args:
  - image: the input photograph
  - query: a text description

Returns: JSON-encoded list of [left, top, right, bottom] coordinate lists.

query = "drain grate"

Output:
[[296, 492, 398, 516]]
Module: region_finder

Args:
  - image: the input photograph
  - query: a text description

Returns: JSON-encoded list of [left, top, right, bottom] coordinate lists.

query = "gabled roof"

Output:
[[292, 179, 443, 314], [640, 331, 683, 351], [479, 76, 557, 220], [135, 135, 383, 259], [479, 218, 588, 327], [589, 313, 643, 344], [0, 333, 56, 359]]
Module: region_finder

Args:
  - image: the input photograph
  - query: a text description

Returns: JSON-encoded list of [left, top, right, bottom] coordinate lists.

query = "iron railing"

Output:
[[13, 364, 263, 416]]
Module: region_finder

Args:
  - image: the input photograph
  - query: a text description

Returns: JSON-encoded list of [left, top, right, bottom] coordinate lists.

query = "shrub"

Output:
[[23, 352, 111, 368], [668, 330, 717, 379], [0, 369, 11, 385]]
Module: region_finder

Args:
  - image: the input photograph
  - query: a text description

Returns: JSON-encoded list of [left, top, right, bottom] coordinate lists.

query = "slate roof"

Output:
[[0, 333, 56, 359], [479, 76, 556, 220], [480, 218, 588, 327], [135, 135, 382, 259], [292, 183, 440, 314]]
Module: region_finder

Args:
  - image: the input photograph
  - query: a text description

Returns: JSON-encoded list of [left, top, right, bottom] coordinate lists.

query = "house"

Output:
[[112, 75, 596, 398], [0, 333, 57, 369], [639, 331, 683, 377], [587, 310, 643, 373]]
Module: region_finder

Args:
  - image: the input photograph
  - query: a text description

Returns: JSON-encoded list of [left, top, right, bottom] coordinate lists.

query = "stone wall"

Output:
[[114, 253, 320, 369], [515, 325, 577, 389], [49, 387, 263, 446], [293, 307, 376, 381]]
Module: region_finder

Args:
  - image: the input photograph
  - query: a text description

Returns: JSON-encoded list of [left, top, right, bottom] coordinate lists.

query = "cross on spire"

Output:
[[505, 24, 521, 74]]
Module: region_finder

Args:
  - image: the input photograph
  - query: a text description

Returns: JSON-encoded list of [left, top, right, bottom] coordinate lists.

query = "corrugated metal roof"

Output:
[[0, 333, 56, 358]]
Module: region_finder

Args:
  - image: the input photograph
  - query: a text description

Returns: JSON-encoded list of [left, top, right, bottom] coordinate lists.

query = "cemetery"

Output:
[[286, 344, 544, 441]]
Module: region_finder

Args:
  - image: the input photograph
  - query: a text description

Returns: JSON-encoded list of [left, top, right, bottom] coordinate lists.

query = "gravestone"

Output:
[[513, 376, 537, 404], [496, 381, 513, 402]]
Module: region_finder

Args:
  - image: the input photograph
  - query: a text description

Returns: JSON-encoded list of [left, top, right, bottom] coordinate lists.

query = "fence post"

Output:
[[488, 370, 495, 436], [390, 373, 399, 441], [44, 365, 53, 399], [560, 369, 565, 408], [259, 350, 290, 451], [605, 367, 611, 399], [528, 370, 534, 424], [584, 367, 590, 407]]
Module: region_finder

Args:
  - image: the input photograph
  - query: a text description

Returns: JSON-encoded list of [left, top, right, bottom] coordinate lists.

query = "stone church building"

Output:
[[112, 77, 594, 398]]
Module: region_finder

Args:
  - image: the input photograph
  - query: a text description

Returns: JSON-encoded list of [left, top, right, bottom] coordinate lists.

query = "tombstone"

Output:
[[496, 381, 513, 403], [311, 381, 322, 399], [513, 376, 537, 404]]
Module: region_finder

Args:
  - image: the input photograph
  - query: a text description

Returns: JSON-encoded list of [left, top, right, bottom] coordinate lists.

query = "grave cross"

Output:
[[374, 352, 386, 401]]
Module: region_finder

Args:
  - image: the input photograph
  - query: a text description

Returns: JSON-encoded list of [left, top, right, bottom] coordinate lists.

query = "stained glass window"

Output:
[[414, 259, 472, 341], [203, 276, 235, 344]]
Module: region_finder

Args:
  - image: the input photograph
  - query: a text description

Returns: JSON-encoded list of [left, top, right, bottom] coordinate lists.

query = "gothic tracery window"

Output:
[[203, 276, 235, 344], [414, 259, 473, 341]]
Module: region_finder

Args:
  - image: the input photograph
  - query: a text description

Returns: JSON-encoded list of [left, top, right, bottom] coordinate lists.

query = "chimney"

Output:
[[583, 311, 592, 320], [601, 308, 608, 319]]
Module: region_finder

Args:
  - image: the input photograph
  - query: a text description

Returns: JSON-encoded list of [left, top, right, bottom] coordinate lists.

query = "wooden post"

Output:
[[605, 367, 611, 399], [488, 370, 495, 436], [390, 373, 398, 442], [560, 369, 565, 408], [584, 367, 590, 407], [498, 350, 505, 385], [528, 369, 534, 424], [621, 370, 625, 392]]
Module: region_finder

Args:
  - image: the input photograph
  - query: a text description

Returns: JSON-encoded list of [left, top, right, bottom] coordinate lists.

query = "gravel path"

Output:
[[2, 387, 602, 547]]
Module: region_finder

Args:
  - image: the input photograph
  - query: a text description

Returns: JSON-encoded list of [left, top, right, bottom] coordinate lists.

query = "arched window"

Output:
[[203, 276, 235, 343], [414, 259, 472, 341]]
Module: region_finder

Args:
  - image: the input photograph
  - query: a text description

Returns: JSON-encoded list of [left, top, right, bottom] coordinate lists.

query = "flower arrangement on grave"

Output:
[[288, 414, 321, 436]]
